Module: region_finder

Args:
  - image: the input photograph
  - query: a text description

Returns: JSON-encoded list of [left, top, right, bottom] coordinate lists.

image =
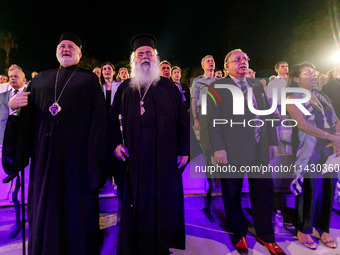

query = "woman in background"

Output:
[[100, 62, 120, 114], [116, 67, 129, 82]]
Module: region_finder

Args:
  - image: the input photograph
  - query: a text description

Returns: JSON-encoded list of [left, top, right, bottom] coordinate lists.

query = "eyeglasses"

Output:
[[301, 70, 320, 76], [227, 56, 250, 64], [248, 71, 256, 75], [136, 51, 154, 57]]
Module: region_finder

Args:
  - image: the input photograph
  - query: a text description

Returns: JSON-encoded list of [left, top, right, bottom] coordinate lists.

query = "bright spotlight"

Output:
[[333, 51, 340, 62]]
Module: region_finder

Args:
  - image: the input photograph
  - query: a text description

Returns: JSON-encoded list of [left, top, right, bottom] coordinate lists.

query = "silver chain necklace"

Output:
[[49, 66, 79, 116]]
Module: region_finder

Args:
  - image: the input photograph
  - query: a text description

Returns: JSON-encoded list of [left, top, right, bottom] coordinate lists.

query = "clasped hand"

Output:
[[326, 143, 340, 156], [114, 144, 129, 161], [327, 135, 340, 156]]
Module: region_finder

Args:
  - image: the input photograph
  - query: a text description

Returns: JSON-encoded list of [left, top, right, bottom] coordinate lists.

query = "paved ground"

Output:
[[1, 194, 340, 255]]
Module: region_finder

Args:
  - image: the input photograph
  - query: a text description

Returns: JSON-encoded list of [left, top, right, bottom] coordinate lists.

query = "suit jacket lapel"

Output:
[[4, 90, 11, 103], [247, 78, 265, 110]]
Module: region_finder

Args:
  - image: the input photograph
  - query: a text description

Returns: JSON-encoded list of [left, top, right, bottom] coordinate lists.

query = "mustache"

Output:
[[140, 59, 151, 71], [141, 59, 151, 65]]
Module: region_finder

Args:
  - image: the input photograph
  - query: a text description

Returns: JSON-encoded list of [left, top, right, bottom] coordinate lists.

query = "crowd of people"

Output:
[[190, 52, 340, 254], [0, 29, 340, 255]]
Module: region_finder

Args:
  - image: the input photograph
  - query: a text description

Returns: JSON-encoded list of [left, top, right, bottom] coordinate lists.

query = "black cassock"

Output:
[[4, 65, 110, 255], [111, 77, 190, 255]]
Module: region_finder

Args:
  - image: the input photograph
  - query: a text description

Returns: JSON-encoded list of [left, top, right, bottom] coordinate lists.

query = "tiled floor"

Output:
[[1, 194, 340, 255]]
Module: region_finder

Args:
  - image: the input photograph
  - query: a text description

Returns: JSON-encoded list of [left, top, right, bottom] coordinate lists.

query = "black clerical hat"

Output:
[[130, 33, 157, 51], [58, 29, 85, 50]]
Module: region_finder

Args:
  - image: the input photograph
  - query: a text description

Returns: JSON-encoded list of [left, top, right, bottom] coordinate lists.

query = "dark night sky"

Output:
[[0, 0, 335, 78]]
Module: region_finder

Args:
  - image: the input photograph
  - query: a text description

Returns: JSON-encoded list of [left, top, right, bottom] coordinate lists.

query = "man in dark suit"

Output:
[[0, 69, 26, 144], [207, 49, 285, 255], [171, 66, 190, 111]]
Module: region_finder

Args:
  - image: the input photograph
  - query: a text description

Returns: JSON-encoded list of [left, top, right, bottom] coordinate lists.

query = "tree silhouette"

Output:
[[0, 30, 18, 68], [78, 56, 102, 71]]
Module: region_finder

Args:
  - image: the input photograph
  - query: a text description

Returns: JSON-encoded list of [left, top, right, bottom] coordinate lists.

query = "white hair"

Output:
[[129, 50, 160, 89]]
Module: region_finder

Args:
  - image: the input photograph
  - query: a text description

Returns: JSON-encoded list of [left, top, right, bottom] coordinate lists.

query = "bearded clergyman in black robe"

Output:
[[4, 30, 110, 255], [110, 34, 190, 255]]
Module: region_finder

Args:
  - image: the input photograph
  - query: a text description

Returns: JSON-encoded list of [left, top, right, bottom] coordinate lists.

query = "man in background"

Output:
[[171, 66, 190, 111], [159, 60, 171, 79], [322, 61, 340, 118], [267, 61, 289, 111]]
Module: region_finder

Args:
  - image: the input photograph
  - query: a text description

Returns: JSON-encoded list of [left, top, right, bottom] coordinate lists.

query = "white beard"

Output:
[[129, 52, 160, 90]]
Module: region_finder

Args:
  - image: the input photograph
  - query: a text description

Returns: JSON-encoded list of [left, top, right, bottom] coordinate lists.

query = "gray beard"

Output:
[[130, 58, 160, 90]]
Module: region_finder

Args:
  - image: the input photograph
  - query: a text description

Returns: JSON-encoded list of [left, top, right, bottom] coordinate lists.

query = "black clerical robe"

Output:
[[4, 65, 110, 255], [110, 77, 190, 255]]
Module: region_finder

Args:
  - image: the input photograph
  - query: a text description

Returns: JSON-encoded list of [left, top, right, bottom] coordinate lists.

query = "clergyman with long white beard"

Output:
[[110, 33, 190, 255]]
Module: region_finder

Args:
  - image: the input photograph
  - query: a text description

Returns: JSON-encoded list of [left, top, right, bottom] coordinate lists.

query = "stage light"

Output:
[[333, 50, 340, 62]]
